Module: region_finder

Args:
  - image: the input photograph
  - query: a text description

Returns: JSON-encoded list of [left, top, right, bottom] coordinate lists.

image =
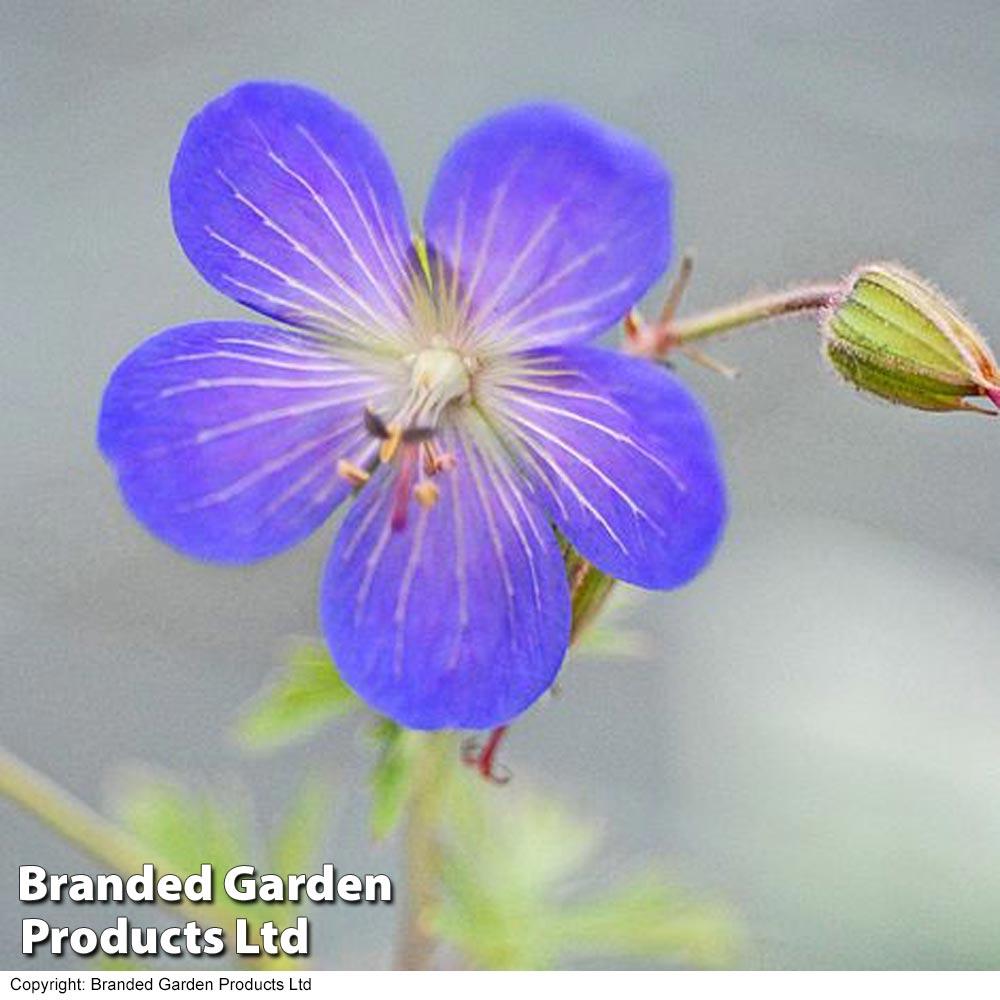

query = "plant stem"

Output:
[[395, 732, 453, 971], [0, 743, 152, 872], [0, 743, 246, 943], [628, 283, 839, 359]]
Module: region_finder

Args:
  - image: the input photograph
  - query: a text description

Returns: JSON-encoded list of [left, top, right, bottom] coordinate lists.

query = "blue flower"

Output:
[[99, 82, 726, 730]]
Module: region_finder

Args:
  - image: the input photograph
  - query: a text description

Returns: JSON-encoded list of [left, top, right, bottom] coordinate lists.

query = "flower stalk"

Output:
[[626, 261, 1000, 414], [626, 280, 839, 361], [395, 732, 454, 971]]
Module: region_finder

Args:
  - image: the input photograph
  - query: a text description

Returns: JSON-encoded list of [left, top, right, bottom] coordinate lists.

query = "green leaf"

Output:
[[111, 766, 249, 877], [231, 639, 359, 752], [369, 721, 423, 840], [548, 876, 740, 969], [109, 767, 335, 968], [571, 624, 648, 658], [270, 775, 331, 877], [263, 775, 333, 933], [433, 772, 741, 970]]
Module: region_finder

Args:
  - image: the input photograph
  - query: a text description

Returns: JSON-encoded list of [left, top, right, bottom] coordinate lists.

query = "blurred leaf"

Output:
[[443, 774, 597, 899], [369, 721, 423, 840], [571, 587, 649, 661], [571, 622, 649, 660], [433, 772, 740, 970], [231, 639, 359, 752], [270, 775, 331, 877], [550, 876, 740, 968], [112, 767, 249, 877], [265, 775, 335, 935], [109, 767, 336, 969]]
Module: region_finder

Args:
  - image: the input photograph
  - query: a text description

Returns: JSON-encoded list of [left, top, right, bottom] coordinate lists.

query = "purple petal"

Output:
[[423, 103, 670, 351], [99, 321, 392, 563], [321, 422, 570, 729], [171, 81, 415, 347], [482, 346, 726, 588]]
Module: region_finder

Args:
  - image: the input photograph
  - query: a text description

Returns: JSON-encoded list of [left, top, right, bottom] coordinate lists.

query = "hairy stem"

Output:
[[628, 283, 839, 359], [395, 732, 453, 971]]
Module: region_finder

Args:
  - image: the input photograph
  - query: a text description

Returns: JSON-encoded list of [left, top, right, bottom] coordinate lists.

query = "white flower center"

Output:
[[401, 341, 474, 427]]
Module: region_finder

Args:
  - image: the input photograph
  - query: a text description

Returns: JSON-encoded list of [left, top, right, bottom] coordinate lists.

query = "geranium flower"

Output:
[[99, 82, 726, 729]]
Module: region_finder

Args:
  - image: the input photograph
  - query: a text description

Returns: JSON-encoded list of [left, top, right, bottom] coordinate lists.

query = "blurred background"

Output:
[[3, 0, 999, 970]]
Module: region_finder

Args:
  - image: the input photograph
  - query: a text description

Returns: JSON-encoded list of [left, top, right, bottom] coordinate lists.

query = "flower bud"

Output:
[[821, 263, 1000, 413]]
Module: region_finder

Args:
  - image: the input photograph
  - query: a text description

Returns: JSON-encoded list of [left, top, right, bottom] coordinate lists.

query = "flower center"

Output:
[[400, 342, 473, 428], [336, 343, 474, 528]]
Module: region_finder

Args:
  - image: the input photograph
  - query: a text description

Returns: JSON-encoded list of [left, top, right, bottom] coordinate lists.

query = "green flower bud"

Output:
[[821, 263, 1000, 413]]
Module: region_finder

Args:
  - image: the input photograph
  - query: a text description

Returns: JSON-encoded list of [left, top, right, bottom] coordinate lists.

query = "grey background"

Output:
[[3, 0, 1000, 970]]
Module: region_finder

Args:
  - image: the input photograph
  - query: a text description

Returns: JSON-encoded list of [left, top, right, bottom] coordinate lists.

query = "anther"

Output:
[[379, 423, 403, 463], [363, 406, 389, 440], [336, 459, 370, 487], [414, 480, 439, 510]]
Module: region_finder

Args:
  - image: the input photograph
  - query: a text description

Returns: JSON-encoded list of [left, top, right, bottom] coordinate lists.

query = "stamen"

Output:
[[422, 443, 438, 477], [336, 459, 370, 487], [379, 422, 403, 463], [423, 439, 453, 476], [414, 480, 439, 510], [364, 405, 389, 440], [401, 426, 435, 444]]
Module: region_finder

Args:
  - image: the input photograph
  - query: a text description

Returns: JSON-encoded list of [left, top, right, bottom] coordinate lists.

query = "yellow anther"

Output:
[[337, 459, 370, 487], [414, 480, 440, 510], [379, 422, 403, 463]]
